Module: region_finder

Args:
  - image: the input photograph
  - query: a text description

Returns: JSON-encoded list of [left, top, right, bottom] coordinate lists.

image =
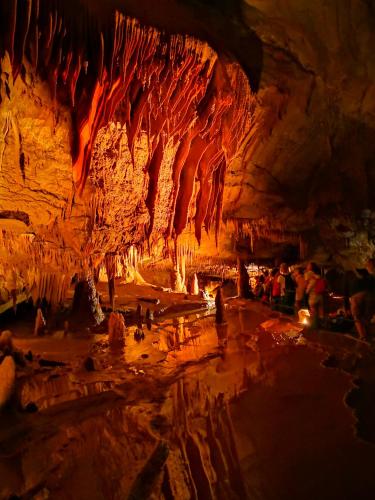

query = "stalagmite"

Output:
[[215, 286, 226, 324], [136, 304, 143, 329], [134, 328, 145, 342], [170, 267, 185, 293], [108, 312, 126, 345], [71, 276, 104, 327], [192, 273, 199, 296], [237, 258, 251, 299], [145, 308, 153, 331], [33, 308, 46, 336]]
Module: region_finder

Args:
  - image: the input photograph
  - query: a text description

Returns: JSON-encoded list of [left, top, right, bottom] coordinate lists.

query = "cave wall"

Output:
[[223, 0, 375, 264]]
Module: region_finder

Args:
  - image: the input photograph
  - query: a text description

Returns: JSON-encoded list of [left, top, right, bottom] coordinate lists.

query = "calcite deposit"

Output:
[[0, 0, 374, 288], [0, 0, 254, 302]]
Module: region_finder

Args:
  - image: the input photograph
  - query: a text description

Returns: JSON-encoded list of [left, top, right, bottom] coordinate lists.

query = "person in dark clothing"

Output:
[[349, 259, 375, 340], [271, 267, 281, 305], [279, 263, 295, 309]]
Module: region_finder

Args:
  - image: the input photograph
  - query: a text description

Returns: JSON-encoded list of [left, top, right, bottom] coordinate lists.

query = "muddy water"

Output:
[[1, 306, 375, 499]]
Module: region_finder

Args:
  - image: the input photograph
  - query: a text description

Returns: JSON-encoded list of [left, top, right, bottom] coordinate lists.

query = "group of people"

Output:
[[254, 262, 327, 327], [253, 259, 375, 339]]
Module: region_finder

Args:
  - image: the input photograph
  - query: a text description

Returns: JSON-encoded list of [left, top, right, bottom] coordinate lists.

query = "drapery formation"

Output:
[[0, 0, 253, 250]]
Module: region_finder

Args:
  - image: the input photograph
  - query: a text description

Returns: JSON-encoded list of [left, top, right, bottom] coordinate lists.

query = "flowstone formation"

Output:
[[0, 0, 253, 304]]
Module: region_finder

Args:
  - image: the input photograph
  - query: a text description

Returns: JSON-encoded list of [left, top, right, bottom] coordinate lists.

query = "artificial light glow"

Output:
[[298, 308, 310, 325]]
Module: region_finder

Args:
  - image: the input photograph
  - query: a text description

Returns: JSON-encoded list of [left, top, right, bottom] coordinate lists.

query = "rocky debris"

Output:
[[0, 330, 27, 367], [0, 329, 13, 354], [0, 355, 16, 409]]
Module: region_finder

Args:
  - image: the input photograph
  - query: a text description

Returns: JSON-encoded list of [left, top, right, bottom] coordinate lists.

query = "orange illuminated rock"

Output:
[[0, 1, 253, 304]]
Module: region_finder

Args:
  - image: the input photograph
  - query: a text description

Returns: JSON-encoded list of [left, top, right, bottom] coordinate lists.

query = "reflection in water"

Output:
[[2, 308, 369, 499], [1, 310, 266, 499], [164, 377, 248, 500], [215, 322, 228, 349]]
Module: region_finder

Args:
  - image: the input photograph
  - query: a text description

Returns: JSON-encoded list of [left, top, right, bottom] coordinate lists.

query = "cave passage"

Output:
[[1, 0, 375, 499]]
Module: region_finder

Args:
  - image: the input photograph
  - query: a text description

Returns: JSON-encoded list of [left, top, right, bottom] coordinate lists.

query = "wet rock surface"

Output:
[[1, 297, 375, 499]]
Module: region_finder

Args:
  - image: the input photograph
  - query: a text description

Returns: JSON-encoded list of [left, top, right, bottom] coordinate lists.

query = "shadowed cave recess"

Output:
[[1, 1, 375, 499]]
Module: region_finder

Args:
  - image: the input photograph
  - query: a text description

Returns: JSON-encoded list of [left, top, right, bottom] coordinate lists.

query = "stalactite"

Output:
[[0, 0, 254, 255]]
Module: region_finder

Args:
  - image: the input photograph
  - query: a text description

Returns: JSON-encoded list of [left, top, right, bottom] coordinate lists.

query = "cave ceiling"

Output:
[[0, 0, 375, 275]]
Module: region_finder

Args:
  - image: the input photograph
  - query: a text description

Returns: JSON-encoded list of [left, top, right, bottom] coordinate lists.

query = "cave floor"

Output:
[[1, 287, 375, 500]]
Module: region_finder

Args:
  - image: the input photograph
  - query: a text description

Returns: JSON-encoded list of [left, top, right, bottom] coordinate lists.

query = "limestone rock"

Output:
[[0, 356, 16, 409], [108, 312, 127, 345]]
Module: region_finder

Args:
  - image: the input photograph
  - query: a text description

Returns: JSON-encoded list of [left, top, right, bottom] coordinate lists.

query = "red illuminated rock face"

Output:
[[0, 0, 252, 297]]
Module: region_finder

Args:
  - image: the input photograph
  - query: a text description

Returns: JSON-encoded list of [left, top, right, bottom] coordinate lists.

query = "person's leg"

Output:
[[354, 319, 367, 339], [351, 292, 367, 340], [317, 295, 326, 327], [309, 301, 319, 329]]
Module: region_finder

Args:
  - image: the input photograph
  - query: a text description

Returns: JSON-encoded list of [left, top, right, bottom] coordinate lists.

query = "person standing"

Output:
[[294, 268, 306, 312], [278, 263, 295, 309], [305, 262, 326, 328], [349, 258, 375, 340]]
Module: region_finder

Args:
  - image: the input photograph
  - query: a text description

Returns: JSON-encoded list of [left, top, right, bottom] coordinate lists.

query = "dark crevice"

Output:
[[0, 210, 30, 226]]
